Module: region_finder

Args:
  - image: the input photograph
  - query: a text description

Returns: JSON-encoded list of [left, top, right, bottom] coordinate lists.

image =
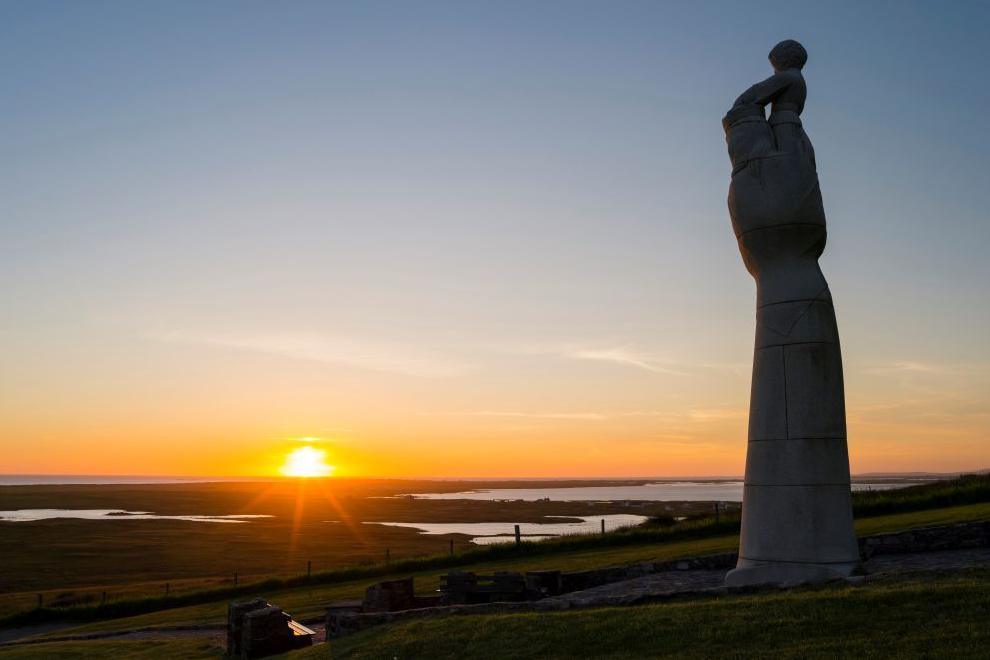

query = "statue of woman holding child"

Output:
[[723, 40, 860, 586]]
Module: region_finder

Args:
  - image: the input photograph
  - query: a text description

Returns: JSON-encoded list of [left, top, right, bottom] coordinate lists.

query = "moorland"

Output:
[[0, 478, 724, 615], [0, 475, 986, 645]]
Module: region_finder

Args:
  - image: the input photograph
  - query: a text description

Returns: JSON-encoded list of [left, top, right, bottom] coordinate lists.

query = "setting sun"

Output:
[[279, 446, 335, 478]]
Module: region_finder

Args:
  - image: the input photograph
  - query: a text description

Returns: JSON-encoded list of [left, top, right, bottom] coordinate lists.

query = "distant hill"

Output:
[[854, 469, 990, 478]]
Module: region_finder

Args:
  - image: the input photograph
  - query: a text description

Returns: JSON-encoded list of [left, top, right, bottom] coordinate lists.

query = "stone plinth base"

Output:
[[725, 558, 860, 588]]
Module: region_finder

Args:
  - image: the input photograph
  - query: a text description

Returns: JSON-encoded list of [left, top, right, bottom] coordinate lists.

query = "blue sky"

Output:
[[1, 1, 987, 476]]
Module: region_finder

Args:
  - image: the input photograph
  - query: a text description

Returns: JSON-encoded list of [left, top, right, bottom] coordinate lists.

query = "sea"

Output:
[[0, 475, 933, 501], [401, 479, 924, 503]]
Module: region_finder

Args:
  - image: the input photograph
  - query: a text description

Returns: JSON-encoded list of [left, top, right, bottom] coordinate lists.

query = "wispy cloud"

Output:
[[862, 361, 990, 376], [699, 362, 751, 377], [421, 410, 610, 421], [422, 409, 721, 424], [148, 330, 471, 378], [864, 361, 948, 375], [687, 407, 747, 421], [569, 346, 687, 375], [849, 397, 990, 424], [515, 343, 687, 376]]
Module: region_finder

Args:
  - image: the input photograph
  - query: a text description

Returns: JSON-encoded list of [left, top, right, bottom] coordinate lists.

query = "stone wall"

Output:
[[560, 553, 740, 592], [654, 552, 738, 572], [325, 520, 990, 640], [859, 521, 990, 559]]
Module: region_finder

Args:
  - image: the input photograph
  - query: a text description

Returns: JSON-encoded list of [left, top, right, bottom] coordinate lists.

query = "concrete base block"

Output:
[[725, 559, 859, 588]]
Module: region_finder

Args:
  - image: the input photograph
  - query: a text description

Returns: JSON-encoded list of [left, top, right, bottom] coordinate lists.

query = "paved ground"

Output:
[[548, 569, 727, 607], [0, 623, 74, 644], [549, 547, 990, 607], [864, 547, 990, 575]]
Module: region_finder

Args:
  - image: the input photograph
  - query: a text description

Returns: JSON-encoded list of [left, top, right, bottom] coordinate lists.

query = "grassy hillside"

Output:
[[320, 569, 990, 660], [0, 475, 986, 636], [1, 479, 693, 595], [853, 473, 990, 516], [0, 639, 222, 659], [5, 569, 989, 659], [13, 501, 990, 639], [0, 475, 990, 626]]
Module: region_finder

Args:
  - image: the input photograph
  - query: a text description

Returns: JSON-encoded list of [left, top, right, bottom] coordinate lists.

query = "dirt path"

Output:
[[0, 624, 224, 648], [0, 622, 76, 644], [0, 620, 328, 649]]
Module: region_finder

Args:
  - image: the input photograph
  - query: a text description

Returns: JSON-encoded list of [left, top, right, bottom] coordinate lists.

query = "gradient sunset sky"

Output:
[[2, 1, 988, 477]]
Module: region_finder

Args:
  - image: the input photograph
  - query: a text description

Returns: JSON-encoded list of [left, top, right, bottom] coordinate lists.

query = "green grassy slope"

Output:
[[317, 569, 990, 660], [0, 639, 222, 659], [4, 474, 986, 629], [23, 501, 990, 638], [7, 570, 989, 660]]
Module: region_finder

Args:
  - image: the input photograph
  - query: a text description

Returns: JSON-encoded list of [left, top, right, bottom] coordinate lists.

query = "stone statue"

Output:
[[722, 40, 860, 586]]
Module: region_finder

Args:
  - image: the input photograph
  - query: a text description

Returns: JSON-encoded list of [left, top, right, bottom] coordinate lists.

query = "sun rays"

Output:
[[279, 446, 335, 478]]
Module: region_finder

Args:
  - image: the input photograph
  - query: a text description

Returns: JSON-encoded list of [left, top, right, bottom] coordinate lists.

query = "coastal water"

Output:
[[367, 514, 650, 545], [404, 480, 913, 503], [0, 509, 273, 523]]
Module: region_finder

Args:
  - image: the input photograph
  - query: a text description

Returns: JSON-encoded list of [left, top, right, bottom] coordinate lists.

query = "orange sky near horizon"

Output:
[[3, 306, 986, 478], [2, 357, 987, 478]]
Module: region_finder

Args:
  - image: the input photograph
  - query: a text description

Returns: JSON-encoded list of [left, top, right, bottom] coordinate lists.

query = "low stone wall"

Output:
[[654, 552, 738, 572], [560, 563, 655, 592], [325, 520, 990, 639], [859, 520, 990, 559]]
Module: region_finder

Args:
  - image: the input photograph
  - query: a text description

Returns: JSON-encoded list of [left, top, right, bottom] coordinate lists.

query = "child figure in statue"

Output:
[[722, 40, 860, 586]]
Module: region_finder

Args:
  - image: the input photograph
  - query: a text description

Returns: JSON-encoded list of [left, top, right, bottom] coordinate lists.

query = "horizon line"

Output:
[[1, 470, 986, 484]]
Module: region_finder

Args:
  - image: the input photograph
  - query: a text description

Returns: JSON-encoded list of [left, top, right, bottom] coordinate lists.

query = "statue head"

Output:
[[768, 40, 807, 71]]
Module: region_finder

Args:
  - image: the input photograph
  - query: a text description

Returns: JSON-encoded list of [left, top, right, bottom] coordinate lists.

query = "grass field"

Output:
[[0, 639, 222, 659], [14, 501, 990, 639], [321, 569, 990, 660], [4, 475, 983, 607], [1, 476, 987, 629], [1, 474, 987, 657], [1, 479, 703, 595], [4, 568, 989, 659]]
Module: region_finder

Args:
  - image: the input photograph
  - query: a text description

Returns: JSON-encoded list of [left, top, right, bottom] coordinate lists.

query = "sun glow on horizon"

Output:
[[279, 446, 335, 478]]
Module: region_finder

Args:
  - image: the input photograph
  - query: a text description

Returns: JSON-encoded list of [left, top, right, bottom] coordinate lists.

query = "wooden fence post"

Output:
[[37, 594, 42, 607], [715, 502, 720, 526], [514, 524, 521, 546], [234, 571, 238, 585], [601, 518, 606, 534], [307, 560, 312, 578], [385, 548, 391, 563], [165, 583, 170, 597], [449, 539, 454, 556]]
